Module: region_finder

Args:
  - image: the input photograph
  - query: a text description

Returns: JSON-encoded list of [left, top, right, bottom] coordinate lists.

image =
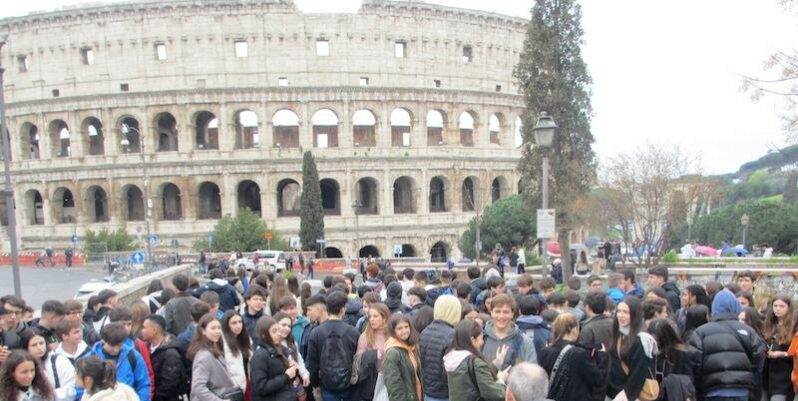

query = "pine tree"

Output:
[[514, 0, 596, 281], [299, 151, 325, 255]]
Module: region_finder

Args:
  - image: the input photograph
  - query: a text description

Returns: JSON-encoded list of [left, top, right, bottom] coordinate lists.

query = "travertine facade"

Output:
[[0, 0, 527, 260]]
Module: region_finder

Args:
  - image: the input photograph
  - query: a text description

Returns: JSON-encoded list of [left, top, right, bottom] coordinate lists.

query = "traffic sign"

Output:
[[130, 252, 145, 264], [315, 239, 326, 244], [149, 234, 159, 244], [71, 234, 79, 244], [393, 244, 403, 255], [537, 209, 556, 239], [264, 233, 273, 240]]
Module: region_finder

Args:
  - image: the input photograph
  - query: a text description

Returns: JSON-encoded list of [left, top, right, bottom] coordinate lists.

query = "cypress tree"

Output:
[[514, 0, 596, 281], [299, 151, 325, 255]]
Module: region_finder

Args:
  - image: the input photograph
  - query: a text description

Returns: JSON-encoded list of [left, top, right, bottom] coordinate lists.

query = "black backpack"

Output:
[[319, 329, 352, 391]]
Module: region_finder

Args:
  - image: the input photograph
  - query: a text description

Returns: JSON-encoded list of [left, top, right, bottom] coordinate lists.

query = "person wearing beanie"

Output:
[[419, 295, 462, 401], [385, 281, 411, 314], [688, 289, 766, 401]]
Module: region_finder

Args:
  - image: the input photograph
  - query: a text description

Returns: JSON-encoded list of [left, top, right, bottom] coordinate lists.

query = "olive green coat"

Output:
[[382, 346, 422, 401], [446, 356, 506, 401]]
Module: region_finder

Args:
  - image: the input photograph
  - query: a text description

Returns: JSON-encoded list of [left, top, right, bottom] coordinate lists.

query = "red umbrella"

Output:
[[546, 241, 561, 257]]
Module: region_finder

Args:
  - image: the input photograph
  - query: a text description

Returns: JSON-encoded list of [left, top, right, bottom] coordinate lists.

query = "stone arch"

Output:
[[390, 108, 413, 147], [359, 245, 380, 258], [399, 244, 416, 257], [159, 183, 182, 220], [273, 109, 300, 148], [462, 176, 479, 212], [429, 175, 450, 213], [426, 110, 446, 146], [514, 116, 524, 148], [458, 111, 477, 147], [197, 181, 222, 220], [19, 122, 40, 160], [154, 112, 178, 152], [430, 241, 450, 263], [82, 116, 105, 156], [312, 108, 339, 148], [277, 178, 301, 216], [234, 110, 259, 149], [237, 180, 261, 216], [354, 177, 379, 215], [491, 176, 510, 203], [122, 184, 144, 221], [52, 187, 76, 224], [194, 111, 219, 150], [85, 186, 108, 222], [118, 116, 141, 153], [489, 113, 504, 145], [48, 119, 71, 158], [352, 109, 376, 147], [24, 189, 44, 225], [320, 178, 341, 215], [393, 176, 417, 214], [325, 247, 343, 258]]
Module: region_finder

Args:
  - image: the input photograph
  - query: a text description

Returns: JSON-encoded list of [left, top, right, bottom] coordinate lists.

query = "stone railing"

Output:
[[75, 263, 195, 306]]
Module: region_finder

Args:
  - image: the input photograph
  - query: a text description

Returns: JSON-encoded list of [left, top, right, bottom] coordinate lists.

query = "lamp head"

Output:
[[532, 112, 557, 148]]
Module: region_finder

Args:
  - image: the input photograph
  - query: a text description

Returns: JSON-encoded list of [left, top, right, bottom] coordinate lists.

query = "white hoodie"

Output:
[[55, 341, 89, 363], [443, 349, 473, 373], [82, 383, 139, 401], [43, 353, 76, 401]]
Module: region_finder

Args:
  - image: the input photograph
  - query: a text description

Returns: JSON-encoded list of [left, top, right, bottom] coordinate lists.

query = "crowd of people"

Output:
[[0, 261, 794, 401]]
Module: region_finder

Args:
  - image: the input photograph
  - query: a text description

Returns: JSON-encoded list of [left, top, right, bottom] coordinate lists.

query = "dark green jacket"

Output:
[[444, 353, 506, 401], [383, 345, 422, 401]]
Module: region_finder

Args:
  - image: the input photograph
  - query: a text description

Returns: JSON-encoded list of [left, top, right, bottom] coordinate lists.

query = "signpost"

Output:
[[537, 209, 556, 276], [71, 234, 78, 244], [130, 251, 145, 265], [316, 239, 326, 258], [394, 244, 403, 257], [264, 232, 273, 249]]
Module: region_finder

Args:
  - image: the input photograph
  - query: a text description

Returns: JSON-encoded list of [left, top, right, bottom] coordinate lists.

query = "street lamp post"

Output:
[[532, 112, 557, 278], [686, 215, 693, 242], [0, 36, 22, 297], [741, 214, 750, 249], [121, 124, 153, 272], [352, 199, 362, 258]]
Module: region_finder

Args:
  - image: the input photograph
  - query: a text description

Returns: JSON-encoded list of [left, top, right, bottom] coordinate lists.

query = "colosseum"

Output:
[[0, 0, 528, 261]]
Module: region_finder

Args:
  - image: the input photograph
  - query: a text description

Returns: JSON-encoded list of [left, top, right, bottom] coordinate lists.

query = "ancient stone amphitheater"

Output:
[[0, 0, 527, 261]]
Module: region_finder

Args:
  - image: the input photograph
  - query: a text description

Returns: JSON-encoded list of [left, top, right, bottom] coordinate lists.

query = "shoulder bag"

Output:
[[617, 337, 659, 401]]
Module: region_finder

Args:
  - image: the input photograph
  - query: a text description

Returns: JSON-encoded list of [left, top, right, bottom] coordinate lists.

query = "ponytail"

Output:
[[75, 356, 117, 394]]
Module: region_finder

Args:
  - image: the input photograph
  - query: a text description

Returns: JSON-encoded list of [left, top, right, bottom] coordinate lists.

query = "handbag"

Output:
[[372, 372, 389, 401], [212, 356, 246, 401], [617, 338, 660, 401]]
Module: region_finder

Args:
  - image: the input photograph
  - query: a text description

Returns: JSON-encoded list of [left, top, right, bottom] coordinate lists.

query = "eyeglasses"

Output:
[[67, 311, 83, 316]]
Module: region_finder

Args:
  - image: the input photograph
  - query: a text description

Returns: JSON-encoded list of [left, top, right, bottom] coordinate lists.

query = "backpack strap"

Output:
[[127, 349, 138, 372], [503, 334, 525, 368], [50, 354, 60, 388], [548, 344, 572, 387]]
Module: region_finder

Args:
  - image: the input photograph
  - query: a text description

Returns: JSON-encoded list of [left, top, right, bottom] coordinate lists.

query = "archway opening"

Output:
[[355, 177, 378, 215], [277, 179, 301, 216], [430, 241, 449, 263], [160, 183, 182, 220], [87, 186, 108, 222], [25, 190, 44, 225], [459, 112, 475, 147], [429, 176, 447, 212], [390, 108, 412, 147], [49, 120, 70, 157], [325, 247, 343, 258], [237, 180, 261, 216], [195, 111, 219, 150], [359, 245, 380, 258], [312, 109, 339, 148], [155, 113, 178, 151], [53, 188, 76, 224], [124, 185, 144, 221], [462, 177, 476, 211], [273, 110, 299, 148], [399, 244, 416, 257], [119, 117, 141, 154], [491, 176, 508, 203], [426, 110, 445, 146], [320, 179, 340, 215], [83, 117, 105, 156], [197, 182, 222, 219], [21, 123, 40, 160], [235, 110, 259, 149], [393, 176, 416, 214], [352, 109, 376, 147]]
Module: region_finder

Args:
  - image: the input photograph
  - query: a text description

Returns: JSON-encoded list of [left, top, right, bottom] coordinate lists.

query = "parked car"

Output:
[[74, 281, 113, 299], [237, 250, 286, 272]]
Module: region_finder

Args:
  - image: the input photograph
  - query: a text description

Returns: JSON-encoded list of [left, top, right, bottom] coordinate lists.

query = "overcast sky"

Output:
[[2, 0, 796, 174]]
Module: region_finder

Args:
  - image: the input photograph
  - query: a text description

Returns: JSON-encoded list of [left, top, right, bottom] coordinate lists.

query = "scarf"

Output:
[[384, 337, 422, 401], [619, 324, 630, 336]]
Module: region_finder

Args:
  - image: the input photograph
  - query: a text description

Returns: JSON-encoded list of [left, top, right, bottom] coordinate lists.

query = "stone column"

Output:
[[67, 111, 85, 158], [382, 169, 393, 217], [107, 178, 121, 225], [222, 174, 236, 217], [443, 108, 459, 146], [341, 169, 353, 217], [377, 106, 390, 148], [182, 177, 197, 221], [419, 169, 428, 214], [261, 175, 277, 221], [340, 102, 353, 148], [299, 103, 313, 149], [177, 106, 193, 154], [219, 103, 235, 152], [261, 102, 274, 150], [103, 108, 118, 157]]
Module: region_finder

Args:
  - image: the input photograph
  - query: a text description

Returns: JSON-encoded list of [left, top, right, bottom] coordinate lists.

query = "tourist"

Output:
[[19, 329, 75, 401], [382, 314, 423, 401], [505, 362, 550, 401], [420, 295, 461, 401], [163, 274, 199, 336], [187, 314, 240, 401], [140, 315, 186, 401], [443, 319, 508, 401], [647, 266, 681, 312], [74, 356, 139, 401], [606, 296, 655, 401], [250, 316, 299, 401], [482, 294, 537, 369], [273, 312, 310, 399], [762, 295, 795, 401], [356, 303, 390, 368], [219, 310, 251, 397]]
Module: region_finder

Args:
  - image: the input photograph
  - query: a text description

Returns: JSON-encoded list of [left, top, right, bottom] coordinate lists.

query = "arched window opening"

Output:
[[49, 120, 71, 157], [393, 176, 416, 214], [320, 179, 341, 215], [489, 114, 502, 145], [312, 109, 339, 148], [21, 123, 40, 160], [125, 185, 144, 221], [390, 108, 412, 147], [352, 109, 376, 147], [430, 241, 449, 263], [359, 245, 380, 258], [272, 110, 300, 148], [195, 111, 219, 150], [397, 244, 416, 257], [161, 183, 182, 221], [197, 182, 222, 220], [156, 113, 178, 152], [235, 110, 259, 149], [426, 110, 444, 146], [83, 117, 105, 156], [459, 112, 475, 147], [429, 177, 447, 212], [355, 178, 378, 215], [26, 190, 44, 225], [277, 179, 301, 216], [462, 177, 476, 211], [491, 177, 508, 203], [54, 188, 76, 223], [87, 186, 108, 222], [325, 247, 343, 258], [237, 180, 261, 216], [119, 117, 141, 154]]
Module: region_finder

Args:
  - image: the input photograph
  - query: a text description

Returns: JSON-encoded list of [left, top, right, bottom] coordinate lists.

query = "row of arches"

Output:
[[15, 109, 524, 160], [17, 175, 514, 225], [323, 241, 450, 262]]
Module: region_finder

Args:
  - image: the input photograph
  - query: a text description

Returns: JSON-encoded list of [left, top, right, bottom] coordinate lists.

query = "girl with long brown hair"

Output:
[[250, 317, 299, 401], [188, 314, 239, 401], [762, 295, 795, 401], [442, 319, 508, 401], [0, 350, 55, 401], [356, 303, 390, 368]]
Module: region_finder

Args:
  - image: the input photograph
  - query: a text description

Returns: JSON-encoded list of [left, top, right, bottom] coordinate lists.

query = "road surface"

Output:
[[0, 266, 107, 309]]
